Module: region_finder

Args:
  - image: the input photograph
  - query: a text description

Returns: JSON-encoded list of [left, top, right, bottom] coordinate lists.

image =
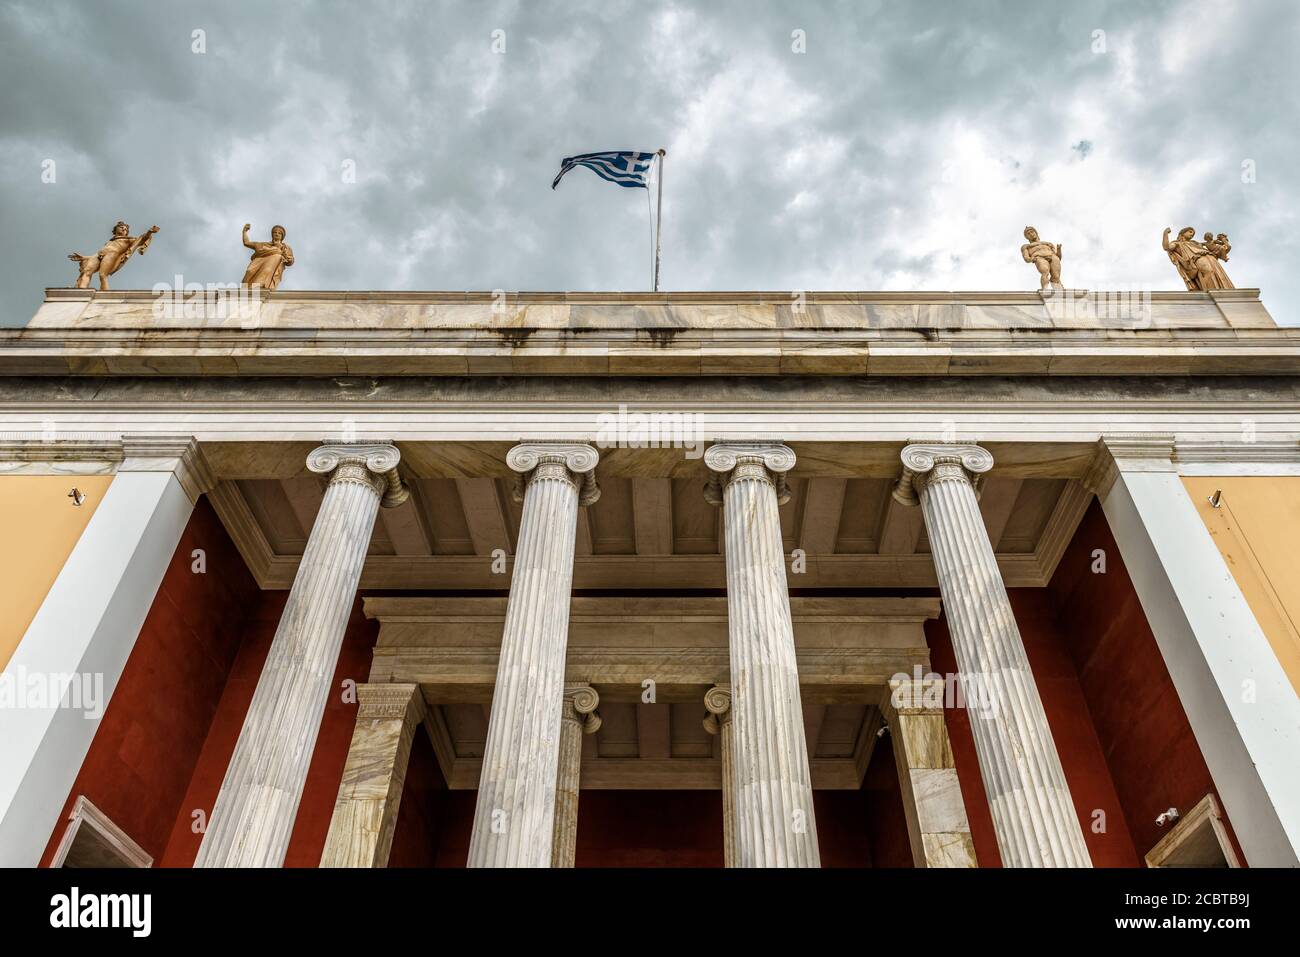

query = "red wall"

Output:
[[39, 498, 260, 866], [40, 495, 379, 868], [858, 733, 914, 867], [387, 728, 444, 867], [45, 492, 1237, 868], [927, 588, 1140, 867], [1048, 501, 1243, 863], [926, 501, 1244, 867], [159, 592, 376, 866]]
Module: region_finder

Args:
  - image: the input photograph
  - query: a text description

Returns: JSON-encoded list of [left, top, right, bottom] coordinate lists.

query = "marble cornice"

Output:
[[0, 436, 123, 471], [0, 433, 213, 499], [36, 286, 1270, 306], [120, 434, 215, 505], [3, 327, 1299, 378]]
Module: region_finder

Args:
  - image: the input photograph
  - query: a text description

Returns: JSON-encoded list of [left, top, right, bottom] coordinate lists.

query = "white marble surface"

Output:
[[195, 445, 398, 867], [467, 443, 598, 868], [707, 443, 821, 868], [902, 443, 1092, 868]]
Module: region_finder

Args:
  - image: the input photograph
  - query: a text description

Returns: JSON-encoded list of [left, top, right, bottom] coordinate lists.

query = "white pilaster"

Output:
[[195, 443, 406, 868], [705, 441, 820, 868], [702, 684, 737, 867], [467, 442, 599, 868], [1091, 436, 1300, 866], [896, 442, 1091, 867], [550, 684, 601, 868], [0, 436, 210, 866]]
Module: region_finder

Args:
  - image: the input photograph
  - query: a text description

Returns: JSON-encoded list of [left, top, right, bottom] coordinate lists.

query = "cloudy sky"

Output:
[[1, 0, 1297, 326]]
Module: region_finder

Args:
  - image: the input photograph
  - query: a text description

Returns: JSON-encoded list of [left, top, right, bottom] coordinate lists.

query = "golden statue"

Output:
[[1020, 226, 1063, 290], [241, 223, 294, 290], [67, 221, 159, 290], [1163, 226, 1234, 291]]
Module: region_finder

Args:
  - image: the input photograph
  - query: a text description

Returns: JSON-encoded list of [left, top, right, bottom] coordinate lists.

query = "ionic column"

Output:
[[196, 443, 407, 868], [320, 683, 426, 868], [882, 677, 977, 867], [894, 443, 1090, 867], [702, 685, 736, 867], [550, 684, 601, 868], [705, 442, 819, 868], [467, 442, 599, 868]]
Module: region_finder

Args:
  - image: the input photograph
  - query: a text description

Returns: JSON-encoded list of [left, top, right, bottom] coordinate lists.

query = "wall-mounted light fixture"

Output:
[[68, 488, 85, 507]]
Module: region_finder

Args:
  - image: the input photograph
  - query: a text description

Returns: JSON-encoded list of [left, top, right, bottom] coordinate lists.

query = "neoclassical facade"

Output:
[[1, 288, 1298, 868]]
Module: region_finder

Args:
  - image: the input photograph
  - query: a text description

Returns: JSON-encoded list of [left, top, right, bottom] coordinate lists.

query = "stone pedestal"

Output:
[[705, 442, 820, 868], [320, 684, 425, 868], [702, 685, 736, 867], [895, 443, 1091, 867], [467, 443, 599, 868], [550, 684, 601, 868], [882, 677, 978, 867], [195, 443, 406, 868]]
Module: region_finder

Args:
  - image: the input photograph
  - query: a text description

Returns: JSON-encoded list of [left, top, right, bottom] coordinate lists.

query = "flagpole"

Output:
[[653, 148, 665, 292]]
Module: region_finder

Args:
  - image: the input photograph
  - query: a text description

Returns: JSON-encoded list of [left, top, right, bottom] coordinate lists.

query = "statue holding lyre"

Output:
[[67, 221, 159, 290]]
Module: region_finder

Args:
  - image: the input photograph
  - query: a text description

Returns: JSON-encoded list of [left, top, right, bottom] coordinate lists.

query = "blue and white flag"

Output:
[[551, 151, 657, 190]]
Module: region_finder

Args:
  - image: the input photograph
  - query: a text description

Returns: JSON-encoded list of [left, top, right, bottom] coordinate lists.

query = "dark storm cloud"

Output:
[[1, 0, 1297, 326]]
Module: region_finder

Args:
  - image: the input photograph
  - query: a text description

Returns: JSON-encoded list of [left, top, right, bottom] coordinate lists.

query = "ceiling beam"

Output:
[[445, 756, 863, 790], [421, 706, 458, 787], [979, 477, 1024, 552], [378, 486, 434, 556], [803, 703, 827, 758], [455, 477, 511, 556], [637, 702, 672, 759], [877, 495, 924, 555], [799, 478, 847, 554], [632, 478, 674, 555], [280, 477, 324, 541]]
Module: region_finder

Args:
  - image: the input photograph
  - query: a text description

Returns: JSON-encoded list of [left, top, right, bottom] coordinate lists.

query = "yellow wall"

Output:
[[1183, 476, 1300, 697], [0, 474, 113, 670]]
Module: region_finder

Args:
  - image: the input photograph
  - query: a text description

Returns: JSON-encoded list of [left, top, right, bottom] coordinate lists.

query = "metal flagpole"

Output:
[[653, 149, 665, 292]]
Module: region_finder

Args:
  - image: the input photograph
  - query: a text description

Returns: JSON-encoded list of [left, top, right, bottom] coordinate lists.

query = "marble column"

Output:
[[894, 443, 1091, 867], [196, 443, 407, 868], [467, 442, 599, 868], [320, 683, 425, 868], [882, 677, 978, 867], [705, 442, 820, 868], [550, 684, 601, 868], [702, 685, 737, 867]]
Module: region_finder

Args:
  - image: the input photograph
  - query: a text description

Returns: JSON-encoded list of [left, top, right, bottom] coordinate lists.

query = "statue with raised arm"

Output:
[[241, 223, 294, 291], [67, 221, 159, 290], [1020, 226, 1063, 290], [1163, 226, 1234, 291]]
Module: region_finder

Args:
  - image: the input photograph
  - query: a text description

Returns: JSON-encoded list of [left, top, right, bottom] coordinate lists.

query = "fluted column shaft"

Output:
[[705, 442, 819, 868], [551, 685, 600, 867], [703, 685, 737, 867], [196, 443, 406, 867], [467, 443, 599, 868], [896, 443, 1090, 867]]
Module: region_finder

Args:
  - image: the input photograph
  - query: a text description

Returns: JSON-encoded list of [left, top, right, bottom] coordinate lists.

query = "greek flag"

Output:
[[551, 151, 657, 190]]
